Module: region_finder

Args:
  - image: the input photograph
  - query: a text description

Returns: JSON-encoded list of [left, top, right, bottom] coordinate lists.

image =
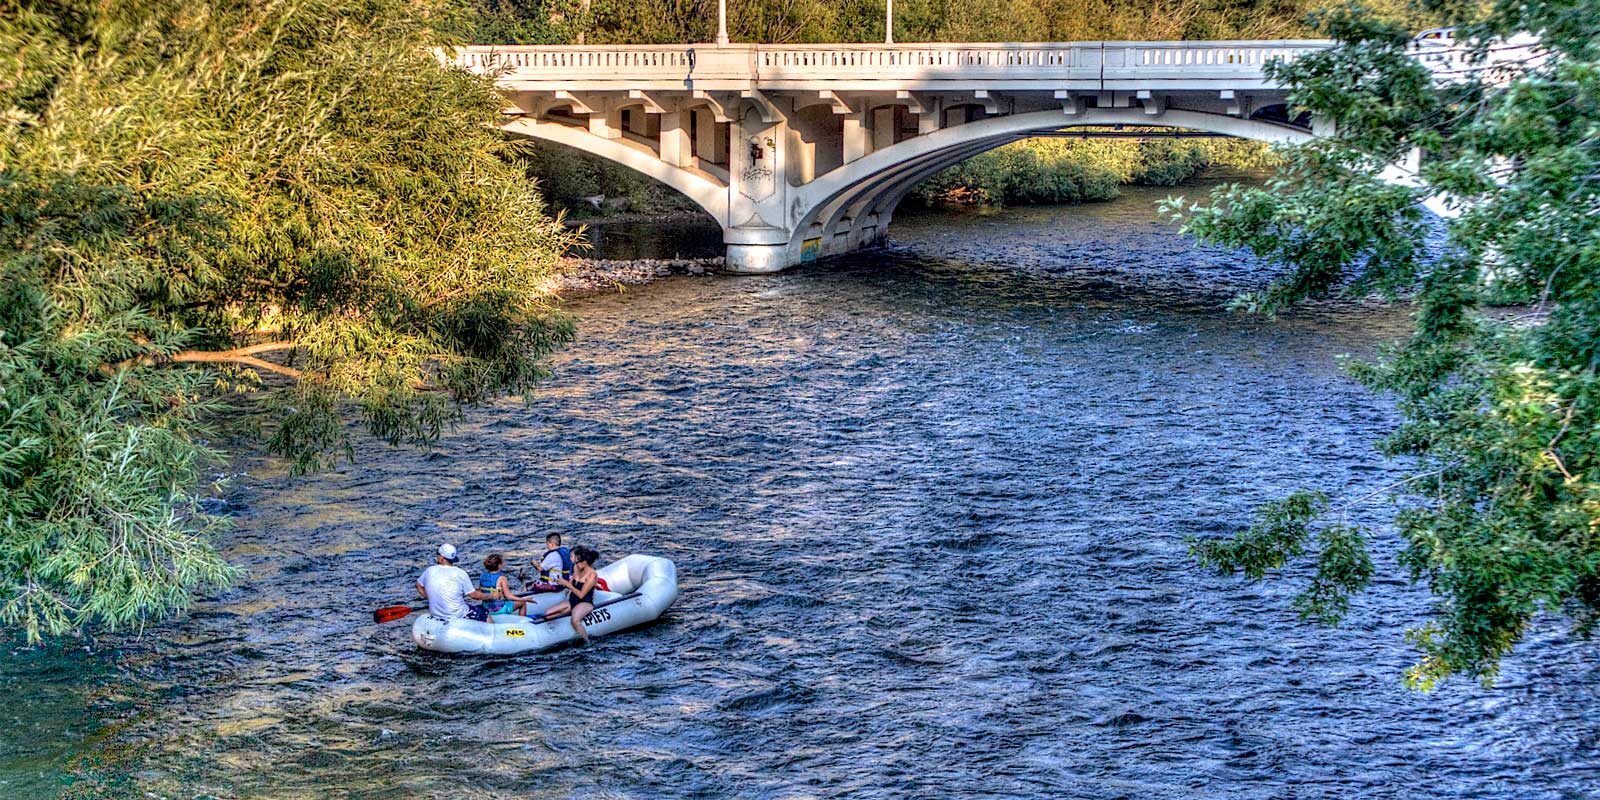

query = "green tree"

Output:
[[446, 0, 1335, 47], [1, 0, 576, 642], [1165, 1, 1600, 688], [915, 134, 1271, 207], [439, 0, 577, 43]]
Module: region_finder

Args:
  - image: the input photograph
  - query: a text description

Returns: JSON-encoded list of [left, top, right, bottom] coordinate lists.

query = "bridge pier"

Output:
[[724, 242, 791, 273]]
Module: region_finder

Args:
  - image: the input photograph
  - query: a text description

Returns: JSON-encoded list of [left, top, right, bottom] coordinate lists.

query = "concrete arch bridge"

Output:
[[444, 41, 1339, 272]]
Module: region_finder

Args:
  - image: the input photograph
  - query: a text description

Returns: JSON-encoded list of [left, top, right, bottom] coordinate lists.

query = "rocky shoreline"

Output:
[[542, 256, 725, 297]]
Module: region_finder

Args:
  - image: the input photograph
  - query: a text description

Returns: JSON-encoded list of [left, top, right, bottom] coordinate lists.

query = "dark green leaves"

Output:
[[1192, 491, 1329, 580], [1294, 524, 1375, 625], [1175, 1, 1600, 687], [1191, 492, 1374, 625], [2, 0, 575, 641]]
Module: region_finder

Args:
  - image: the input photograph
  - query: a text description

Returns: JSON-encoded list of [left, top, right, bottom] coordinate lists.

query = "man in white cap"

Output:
[[416, 544, 497, 620]]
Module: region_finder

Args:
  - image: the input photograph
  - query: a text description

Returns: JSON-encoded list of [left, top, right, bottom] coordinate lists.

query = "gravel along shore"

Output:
[[541, 256, 725, 297]]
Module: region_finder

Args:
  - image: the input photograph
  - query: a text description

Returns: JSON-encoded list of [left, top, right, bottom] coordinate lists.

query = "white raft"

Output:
[[412, 554, 678, 655]]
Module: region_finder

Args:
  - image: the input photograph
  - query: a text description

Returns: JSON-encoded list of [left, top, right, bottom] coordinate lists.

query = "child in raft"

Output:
[[478, 553, 529, 616]]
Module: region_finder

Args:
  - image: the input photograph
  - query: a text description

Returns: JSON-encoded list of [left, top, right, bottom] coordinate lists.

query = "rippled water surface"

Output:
[[0, 642, 118, 797], [17, 184, 1600, 799]]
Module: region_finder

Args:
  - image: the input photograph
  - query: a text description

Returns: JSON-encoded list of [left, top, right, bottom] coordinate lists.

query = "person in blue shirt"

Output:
[[528, 532, 573, 593]]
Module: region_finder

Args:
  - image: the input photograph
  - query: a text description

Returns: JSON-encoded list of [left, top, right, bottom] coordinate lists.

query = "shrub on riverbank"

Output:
[[914, 142, 1121, 207], [914, 135, 1275, 208], [1, 0, 575, 641]]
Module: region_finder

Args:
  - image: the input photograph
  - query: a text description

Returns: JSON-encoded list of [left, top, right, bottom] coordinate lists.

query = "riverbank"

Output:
[[542, 255, 725, 297], [915, 139, 1274, 208]]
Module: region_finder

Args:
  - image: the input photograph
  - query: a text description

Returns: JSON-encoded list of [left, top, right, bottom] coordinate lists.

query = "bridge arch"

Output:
[[502, 118, 730, 225], [785, 107, 1314, 265]]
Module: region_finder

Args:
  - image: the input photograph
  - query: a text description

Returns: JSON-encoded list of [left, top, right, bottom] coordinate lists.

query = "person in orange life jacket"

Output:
[[540, 546, 602, 641], [416, 544, 499, 621], [478, 552, 530, 616], [528, 532, 573, 593]]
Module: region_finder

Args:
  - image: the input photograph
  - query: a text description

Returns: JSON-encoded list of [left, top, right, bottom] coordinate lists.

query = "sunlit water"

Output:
[[9, 183, 1599, 799]]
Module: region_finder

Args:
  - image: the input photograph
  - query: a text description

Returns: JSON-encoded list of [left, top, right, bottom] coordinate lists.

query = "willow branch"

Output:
[[199, 342, 298, 358], [102, 342, 302, 378], [169, 350, 302, 379]]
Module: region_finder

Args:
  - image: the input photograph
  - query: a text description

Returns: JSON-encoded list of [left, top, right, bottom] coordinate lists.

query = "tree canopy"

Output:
[[1166, 0, 1600, 687], [914, 134, 1276, 208], [1, 0, 575, 642], [444, 0, 1347, 46]]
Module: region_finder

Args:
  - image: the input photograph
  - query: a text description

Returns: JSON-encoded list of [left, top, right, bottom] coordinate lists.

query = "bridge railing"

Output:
[[1127, 42, 1328, 68], [447, 45, 697, 77], [443, 41, 1331, 85]]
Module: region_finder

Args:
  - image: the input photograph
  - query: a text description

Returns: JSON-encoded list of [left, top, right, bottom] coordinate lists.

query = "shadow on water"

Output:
[[14, 179, 1599, 799], [578, 214, 723, 261], [0, 639, 120, 797]]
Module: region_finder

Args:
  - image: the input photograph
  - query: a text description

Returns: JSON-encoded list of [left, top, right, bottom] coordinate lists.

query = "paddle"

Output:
[[373, 605, 426, 624], [373, 595, 534, 624]]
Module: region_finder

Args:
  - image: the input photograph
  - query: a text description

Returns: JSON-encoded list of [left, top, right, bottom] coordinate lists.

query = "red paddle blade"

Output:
[[373, 605, 418, 624]]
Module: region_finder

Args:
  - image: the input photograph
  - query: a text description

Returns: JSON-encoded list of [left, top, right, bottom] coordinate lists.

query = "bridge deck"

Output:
[[445, 41, 1331, 92]]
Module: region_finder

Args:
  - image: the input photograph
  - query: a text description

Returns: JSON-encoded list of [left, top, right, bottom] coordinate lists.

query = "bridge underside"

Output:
[[467, 43, 1327, 271]]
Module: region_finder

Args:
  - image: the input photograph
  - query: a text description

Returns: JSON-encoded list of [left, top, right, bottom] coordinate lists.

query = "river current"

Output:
[[7, 183, 1599, 799]]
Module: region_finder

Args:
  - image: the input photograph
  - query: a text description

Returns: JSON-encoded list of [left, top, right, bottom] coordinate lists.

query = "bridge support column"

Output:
[[872, 107, 896, 151], [843, 112, 869, 164], [660, 109, 691, 167], [723, 104, 799, 274], [724, 241, 791, 273]]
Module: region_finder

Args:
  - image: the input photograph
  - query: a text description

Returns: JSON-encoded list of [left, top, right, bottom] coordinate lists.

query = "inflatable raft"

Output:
[[412, 554, 678, 655]]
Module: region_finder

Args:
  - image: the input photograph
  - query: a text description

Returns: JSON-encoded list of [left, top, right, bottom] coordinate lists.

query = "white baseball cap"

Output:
[[437, 543, 458, 561]]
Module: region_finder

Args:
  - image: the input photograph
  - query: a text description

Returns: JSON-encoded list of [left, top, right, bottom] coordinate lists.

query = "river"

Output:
[[6, 183, 1598, 799]]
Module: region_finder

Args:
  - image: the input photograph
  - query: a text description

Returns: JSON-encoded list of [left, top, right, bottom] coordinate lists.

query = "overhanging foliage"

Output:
[[1167, 0, 1600, 688], [1, 0, 576, 641]]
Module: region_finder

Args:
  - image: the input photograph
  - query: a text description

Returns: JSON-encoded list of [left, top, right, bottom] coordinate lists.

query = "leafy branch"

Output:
[[1171, 2, 1600, 688]]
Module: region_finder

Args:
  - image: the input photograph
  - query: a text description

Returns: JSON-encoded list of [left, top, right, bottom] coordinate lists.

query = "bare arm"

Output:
[[497, 575, 525, 602], [460, 572, 495, 602]]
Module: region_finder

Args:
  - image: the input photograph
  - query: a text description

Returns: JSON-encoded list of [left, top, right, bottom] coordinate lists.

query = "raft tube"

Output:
[[411, 554, 678, 655]]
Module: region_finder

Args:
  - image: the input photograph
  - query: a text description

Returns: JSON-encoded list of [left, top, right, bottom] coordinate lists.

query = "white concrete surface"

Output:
[[440, 40, 1453, 271]]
